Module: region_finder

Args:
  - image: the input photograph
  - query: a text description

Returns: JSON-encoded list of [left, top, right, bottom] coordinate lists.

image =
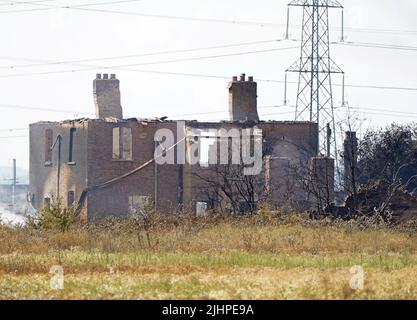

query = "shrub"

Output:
[[26, 196, 79, 232]]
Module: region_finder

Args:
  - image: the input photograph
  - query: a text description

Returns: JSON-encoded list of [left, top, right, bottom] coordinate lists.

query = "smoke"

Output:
[[0, 186, 31, 226], [0, 207, 26, 226]]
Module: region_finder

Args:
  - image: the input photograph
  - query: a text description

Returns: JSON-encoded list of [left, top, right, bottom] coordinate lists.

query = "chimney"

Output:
[[228, 74, 259, 122], [93, 73, 123, 119], [343, 131, 358, 195]]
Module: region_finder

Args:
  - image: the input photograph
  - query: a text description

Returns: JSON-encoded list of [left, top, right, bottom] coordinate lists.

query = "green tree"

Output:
[[357, 123, 417, 193], [27, 196, 79, 232]]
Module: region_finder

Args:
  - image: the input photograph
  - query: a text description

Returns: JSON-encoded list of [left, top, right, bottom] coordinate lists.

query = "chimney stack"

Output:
[[228, 74, 259, 122], [93, 73, 123, 119], [343, 131, 358, 195]]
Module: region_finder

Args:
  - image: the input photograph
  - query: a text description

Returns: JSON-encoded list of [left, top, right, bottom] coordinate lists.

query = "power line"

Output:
[[63, 0, 145, 8], [0, 0, 144, 12], [166, 105, 287, 119], [0, 135, 28, 139], [334, 41, 417, 52], [1, 1, 417, 38], [350, 111, 417, 120], [0, 46, 299, 78], [256, 78, 417, 93], [2, 104, 417, 139], [62, 46, 300, 67], [0, 104, 283, 119], [0, 127, 28, 132], [0, 64, 416, 95], [0, 103, 92, 115], [345, 108, 417, 118], [0, 39, 288, 70], [343, 26, 417, 36], [3, 102, 417, 124], [41, 6, 417, 37], [0, 38, 414, 93], [351, 106, 417, 116], [343, 83, 417, 92], [0, 0, 56, 6], [334, 105, 417, 120], [168, 104, 417, 119], [2, 2, 416, 59], [4, 38, 417, 72], [0, 57, 416, 95], [0, 35, 412, 92]]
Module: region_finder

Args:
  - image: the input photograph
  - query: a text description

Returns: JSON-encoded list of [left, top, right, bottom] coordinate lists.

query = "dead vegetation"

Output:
[[2, 213, 417, 299], [1, 211, 417, 257], [323, 180, 417, 227]]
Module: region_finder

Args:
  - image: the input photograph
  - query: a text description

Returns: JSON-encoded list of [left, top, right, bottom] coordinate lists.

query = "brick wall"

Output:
[[30, 119, 320, 219], [86, 120, 181, 219], [29, 120, 89, 211]]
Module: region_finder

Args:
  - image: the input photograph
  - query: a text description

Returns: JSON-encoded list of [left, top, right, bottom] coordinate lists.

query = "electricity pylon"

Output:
[[284, 0, 345, 159]]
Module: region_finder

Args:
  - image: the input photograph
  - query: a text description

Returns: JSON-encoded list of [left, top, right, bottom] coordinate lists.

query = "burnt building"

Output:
[[29, 73, 331, 221]]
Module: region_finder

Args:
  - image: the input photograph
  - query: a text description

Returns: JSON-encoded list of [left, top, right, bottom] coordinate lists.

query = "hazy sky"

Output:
[[0, 0, 416, 171]]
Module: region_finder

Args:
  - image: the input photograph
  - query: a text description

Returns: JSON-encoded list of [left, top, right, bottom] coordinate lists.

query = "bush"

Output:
[[27, 196, 79, 232]]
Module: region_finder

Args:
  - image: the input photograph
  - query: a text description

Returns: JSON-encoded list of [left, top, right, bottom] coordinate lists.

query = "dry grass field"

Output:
[[1, 213, 417, 299]]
